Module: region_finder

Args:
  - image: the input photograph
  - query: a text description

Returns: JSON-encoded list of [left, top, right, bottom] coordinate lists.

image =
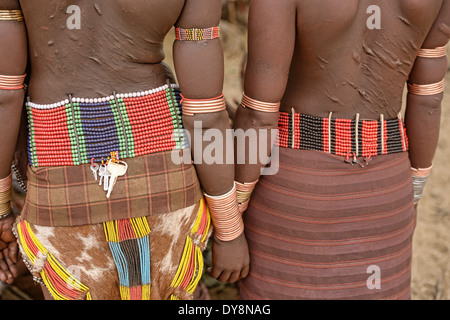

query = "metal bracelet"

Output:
[[412, 174, 430, 203]]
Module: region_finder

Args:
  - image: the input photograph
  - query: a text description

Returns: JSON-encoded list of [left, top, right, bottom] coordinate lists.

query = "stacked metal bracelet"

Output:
[[236, 180, 258, 213], [204, 183, 244, 242], [181, 94, 226, 116], [240, 93, 280, 113], [408, 45, 447, 96], [0, 173, 12, 220], [411, 165, 432, 204], [0, 9, 24, 21]]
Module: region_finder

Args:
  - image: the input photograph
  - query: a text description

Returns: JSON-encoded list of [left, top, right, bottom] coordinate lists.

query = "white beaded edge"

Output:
[[26, 84, 180, 110]]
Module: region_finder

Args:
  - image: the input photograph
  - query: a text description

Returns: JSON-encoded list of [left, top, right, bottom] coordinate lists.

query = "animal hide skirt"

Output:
[[14, 198, 212, 300]]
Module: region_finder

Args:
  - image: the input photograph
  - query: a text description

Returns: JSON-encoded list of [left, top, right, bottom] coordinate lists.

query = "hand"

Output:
[[208, 232, 250, 283], [0, 214, 19, 284]]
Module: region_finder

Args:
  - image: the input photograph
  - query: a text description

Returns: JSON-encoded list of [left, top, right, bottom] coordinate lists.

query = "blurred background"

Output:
[[2, 0, 449, 300]]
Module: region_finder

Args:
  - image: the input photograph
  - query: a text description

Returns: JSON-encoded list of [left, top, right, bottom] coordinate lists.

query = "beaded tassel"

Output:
[[15, 220, 92, 300], [27, 84, 184, 167], [103, 217, 152, 300], [170, 198, 211, 300]]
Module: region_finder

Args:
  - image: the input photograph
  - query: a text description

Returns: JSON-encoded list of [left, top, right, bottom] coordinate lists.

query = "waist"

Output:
[[276, 111, 409, 158], [26, 83, 187, 167]]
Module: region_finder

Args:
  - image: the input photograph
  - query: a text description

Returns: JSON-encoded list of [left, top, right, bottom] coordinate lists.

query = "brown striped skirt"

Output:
[[239, 148, 415, 300]]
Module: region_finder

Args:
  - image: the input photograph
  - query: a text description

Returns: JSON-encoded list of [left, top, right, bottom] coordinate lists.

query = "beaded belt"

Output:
[[277, 112, 409, 159], [26, 84, 187, 167]]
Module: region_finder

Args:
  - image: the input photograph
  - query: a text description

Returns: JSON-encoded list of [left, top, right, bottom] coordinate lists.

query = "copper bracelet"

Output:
[[241, 93, 280, 113], [181, 94, 226, 116], [0, 74, 26, 90], [0, 10, 24, 21], [417, 46, 447, 58], [204, 183, 244, 241], [407, 79, 444, 96]]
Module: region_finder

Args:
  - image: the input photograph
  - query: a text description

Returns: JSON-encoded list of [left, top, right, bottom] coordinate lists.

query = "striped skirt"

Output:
[[239, 148, 415, 300]]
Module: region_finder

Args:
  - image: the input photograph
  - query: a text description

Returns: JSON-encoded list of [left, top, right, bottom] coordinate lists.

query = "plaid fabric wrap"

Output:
[[277, 112, 409, 157], [21, 149, 203, 227]]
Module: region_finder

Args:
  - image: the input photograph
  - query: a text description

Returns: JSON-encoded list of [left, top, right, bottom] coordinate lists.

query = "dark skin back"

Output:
[[22, 0, 183, 102], [235, 0, 449, 182], [0, 0, 249, 289]]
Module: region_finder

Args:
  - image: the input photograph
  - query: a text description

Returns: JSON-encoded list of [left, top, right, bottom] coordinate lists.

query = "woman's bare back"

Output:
[[19, 0, 185, 103], [282, 0, 444, 119]]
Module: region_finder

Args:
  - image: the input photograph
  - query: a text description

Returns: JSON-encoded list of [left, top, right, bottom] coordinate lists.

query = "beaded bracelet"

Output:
[[411, 165, 433, 204], [175, 26, 220, 41], [0, 74, 26, 90], [181, 94, 226, 116], [236, 180, 258, 213], [0, 172, 12, 219], [240, 93, 280, 113], [0, 10, 24, 21], [204, 183, 244, 242]]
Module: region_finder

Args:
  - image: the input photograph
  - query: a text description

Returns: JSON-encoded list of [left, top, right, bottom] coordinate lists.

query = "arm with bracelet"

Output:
[[404, 1, 449, 206], [233, 0, 296, 211], [0, 0, 28, 284], [173, 0, 249, 283]]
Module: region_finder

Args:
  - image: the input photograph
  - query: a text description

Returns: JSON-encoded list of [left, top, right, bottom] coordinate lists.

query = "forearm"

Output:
[[182, 110, 235, 196], [405, 49, 447, 169], [404, 92, 443, 169], [0, 91, 24, 178], [233, 104, 279, 184]]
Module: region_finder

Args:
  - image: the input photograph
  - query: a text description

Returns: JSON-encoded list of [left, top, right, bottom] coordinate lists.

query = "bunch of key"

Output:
[[90, 152, 128, 198]]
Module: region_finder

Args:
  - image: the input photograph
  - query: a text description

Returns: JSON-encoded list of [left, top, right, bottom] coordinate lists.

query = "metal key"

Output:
[[98, 163, 107, 186], [103, 170, 111, 191], [90, 162, 99, 181], [106, 160, 128, 198]]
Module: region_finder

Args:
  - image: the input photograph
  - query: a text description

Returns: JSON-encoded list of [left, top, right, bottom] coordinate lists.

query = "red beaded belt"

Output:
[[277, 112, 409, 159], [26, 84, 186, 167]]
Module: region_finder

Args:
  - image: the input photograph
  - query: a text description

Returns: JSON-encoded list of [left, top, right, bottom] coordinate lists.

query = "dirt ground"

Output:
[[1, 18, 449, 301], [410, 46, 450, 300]]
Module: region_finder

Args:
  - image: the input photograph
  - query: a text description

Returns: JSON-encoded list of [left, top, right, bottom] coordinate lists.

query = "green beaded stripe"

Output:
[[26, 105, 38, 167], [72, 103, 88, 165], [111, 98, 136, 159]]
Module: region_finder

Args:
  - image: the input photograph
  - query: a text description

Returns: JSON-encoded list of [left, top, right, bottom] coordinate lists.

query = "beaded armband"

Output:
[[181, 94, 226, 116], [236, 179, 258, 213], [241, 93, 280, 113], [0, 172, 12, 219], [175, 26, 220, 41], [204, 183, 244, 242], [0, 10, 24, 21], [408, 45, 447, 96], [411, 165, 432, 204], [0, 74, 26, 90]]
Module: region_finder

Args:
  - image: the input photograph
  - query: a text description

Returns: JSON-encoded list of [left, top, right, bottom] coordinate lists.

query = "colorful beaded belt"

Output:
[[277, 112, 409, 159], [26, 84, 187, 167]]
